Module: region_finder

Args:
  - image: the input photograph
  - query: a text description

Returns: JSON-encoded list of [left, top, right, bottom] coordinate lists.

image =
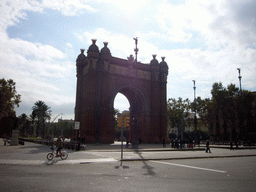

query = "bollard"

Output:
[[11, 130, 19, 145]]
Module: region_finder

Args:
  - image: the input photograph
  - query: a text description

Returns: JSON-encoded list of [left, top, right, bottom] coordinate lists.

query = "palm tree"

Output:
[[30, 110, 37, 137], [32, 101, 51, 138], [18, 113, 29, 136]]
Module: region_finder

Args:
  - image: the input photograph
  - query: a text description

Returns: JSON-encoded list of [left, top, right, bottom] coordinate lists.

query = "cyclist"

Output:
[[56, 137, 63, 157]]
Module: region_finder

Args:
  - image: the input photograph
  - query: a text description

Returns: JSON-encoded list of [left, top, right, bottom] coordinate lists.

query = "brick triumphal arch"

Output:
[[75, 39, 168, 143]]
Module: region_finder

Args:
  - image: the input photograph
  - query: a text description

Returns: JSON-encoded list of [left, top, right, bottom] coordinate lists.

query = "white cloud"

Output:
[[96, 0, 151, 16], [76, 20, 256, 96], [0, 3, 76, 116], [0, 0, 97, 119], [0, 1, 36, 31], [41, 0, 97, 16], [77, 28, 136, 59], [153, 0, 256, 96], [0, 0, 96, 32], [66, 42, 73, 48], [155, 0, 256, 49], [0, 34, 75, 103], [1, 0, 256, 119]]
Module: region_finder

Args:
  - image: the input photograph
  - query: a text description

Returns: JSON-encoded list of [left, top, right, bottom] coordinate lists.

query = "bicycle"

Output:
[[47, 146, 68, 160]]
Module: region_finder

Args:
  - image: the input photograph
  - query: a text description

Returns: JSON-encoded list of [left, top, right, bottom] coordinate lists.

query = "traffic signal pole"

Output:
[[117, 115, 124, 166], [117, 115, 130, 166]]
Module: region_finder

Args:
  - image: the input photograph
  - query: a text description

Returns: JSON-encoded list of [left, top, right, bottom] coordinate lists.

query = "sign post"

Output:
[[75, 121, 80, 140]]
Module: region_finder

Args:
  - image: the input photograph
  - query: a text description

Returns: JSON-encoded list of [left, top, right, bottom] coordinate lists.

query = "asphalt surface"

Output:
[[0, 138, 256, 165], [1, 157, 255, 192]]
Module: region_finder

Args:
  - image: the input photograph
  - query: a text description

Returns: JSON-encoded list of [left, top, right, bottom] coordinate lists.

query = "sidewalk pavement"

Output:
[[0, 138, 255, 165]]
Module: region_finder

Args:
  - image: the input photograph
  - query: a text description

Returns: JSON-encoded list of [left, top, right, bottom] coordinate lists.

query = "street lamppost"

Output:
[[237, 68, 242, 93], [192, 80, 197, 131], [192, 80, 198, 145], [132, 37, 139, 148], [237, 68, 244, 141]]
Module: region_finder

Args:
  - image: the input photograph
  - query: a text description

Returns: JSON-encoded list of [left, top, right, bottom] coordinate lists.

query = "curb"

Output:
[[121, 154, 256, 162], [86, 148, 206, 152]]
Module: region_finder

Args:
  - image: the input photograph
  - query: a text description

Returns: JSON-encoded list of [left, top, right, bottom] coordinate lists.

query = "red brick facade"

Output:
[[75, 40, 168, 143]]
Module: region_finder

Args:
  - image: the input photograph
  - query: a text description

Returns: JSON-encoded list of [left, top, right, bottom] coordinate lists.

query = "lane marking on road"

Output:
[[151, 161, 227, 173]]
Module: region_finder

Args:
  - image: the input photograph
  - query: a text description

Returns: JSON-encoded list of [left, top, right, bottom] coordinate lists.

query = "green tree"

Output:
[[0, 78, 21, 120], [167, 97, 191, 139], [32, 101, 51, 138], [18, 113, 30, 137], [238, 90, 255, 140], [61, 121, 74, 138], [0, 79, 21, 136], [207, 82, 252, 141], [190, 96, 211, 131], [30, 111, 37, 136]]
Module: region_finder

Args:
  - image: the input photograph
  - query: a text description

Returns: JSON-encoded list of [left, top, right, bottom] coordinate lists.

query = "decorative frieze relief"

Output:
[[108, 64, 150, 80], [138, 69, 151, 80]]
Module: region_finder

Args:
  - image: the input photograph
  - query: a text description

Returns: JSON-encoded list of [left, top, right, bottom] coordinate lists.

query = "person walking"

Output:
[[205, 140, 211, 153], [230, 141, 233, 150], [163, 138, 166, 148]]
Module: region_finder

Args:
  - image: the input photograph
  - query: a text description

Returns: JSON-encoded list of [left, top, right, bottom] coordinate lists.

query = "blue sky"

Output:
[[1, 0, 256, 121]]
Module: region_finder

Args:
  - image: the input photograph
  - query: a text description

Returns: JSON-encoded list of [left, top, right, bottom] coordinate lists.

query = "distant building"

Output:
[[167, 113, 195, 137]]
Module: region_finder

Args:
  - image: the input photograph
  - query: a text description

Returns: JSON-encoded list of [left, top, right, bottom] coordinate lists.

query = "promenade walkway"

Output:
[[0, 138, 255, 165]]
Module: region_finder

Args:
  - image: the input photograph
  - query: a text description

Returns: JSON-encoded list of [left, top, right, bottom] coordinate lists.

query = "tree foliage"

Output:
[[0, 79, 21, 136], [167, 98, 191, 137], [190, 96, 211, 129], [50, 120, 74, 138], [167, 82, 255, 142], [32, 100, 51, 137], [204, 82, 254, 141], [18, 113, 34, 137], [0, 78, 21, 120]]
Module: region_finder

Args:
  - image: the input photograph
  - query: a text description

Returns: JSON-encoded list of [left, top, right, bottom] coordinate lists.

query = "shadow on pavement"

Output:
[[45, 159, 62, 165], [134, 150, 156, 176], [17, 142, 78, 155]]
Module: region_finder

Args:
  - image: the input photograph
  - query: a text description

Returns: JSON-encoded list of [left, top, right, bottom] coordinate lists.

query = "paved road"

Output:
[[0, 138, 255, 191], [1, 157, 255, 191]]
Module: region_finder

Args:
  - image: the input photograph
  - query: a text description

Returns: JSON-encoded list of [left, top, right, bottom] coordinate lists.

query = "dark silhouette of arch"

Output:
[[75, 40, 168, 143]]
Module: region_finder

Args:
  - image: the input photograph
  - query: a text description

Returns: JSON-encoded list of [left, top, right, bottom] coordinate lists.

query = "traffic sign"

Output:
[[75, 121, 80, 130]]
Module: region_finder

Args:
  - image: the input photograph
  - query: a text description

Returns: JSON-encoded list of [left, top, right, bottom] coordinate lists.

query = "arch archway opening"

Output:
[[114, 93, 130, 114], [113, 88, 144, 144], [114, 93, 130, 142]]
